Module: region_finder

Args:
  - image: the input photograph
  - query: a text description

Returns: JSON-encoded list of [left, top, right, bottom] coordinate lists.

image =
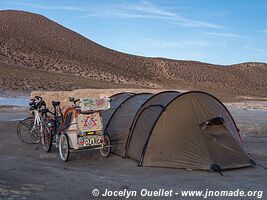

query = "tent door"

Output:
[[200, 118, 249, 169]]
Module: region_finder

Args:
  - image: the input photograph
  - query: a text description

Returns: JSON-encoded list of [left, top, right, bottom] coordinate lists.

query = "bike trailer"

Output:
[[62, 98, 110, 150]]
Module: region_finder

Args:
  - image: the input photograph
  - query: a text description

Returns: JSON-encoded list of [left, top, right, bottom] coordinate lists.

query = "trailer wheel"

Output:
[[100, 133, 111, 158], [59, 134, 69, 161]]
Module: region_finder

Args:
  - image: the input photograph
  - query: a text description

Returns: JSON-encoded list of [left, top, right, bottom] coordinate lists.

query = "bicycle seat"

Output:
[[52, 101, 60, 107]]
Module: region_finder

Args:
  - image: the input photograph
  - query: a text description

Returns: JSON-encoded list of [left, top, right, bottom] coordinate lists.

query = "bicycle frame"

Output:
[[47, 106, 62, 147], [31, 109, 43, 135]]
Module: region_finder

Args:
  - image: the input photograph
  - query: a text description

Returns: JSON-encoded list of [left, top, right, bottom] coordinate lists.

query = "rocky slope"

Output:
[[0, 10, 266, 97]]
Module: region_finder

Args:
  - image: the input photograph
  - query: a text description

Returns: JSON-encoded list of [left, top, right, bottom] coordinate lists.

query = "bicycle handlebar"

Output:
[[29, 96, 45, 110], [33, 96, 42, 102], [69, 97, 80, 108]]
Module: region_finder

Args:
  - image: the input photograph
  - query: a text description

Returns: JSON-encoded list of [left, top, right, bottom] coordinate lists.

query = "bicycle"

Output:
[[17, 96, 47, 144], [40, 100, 62, 152]]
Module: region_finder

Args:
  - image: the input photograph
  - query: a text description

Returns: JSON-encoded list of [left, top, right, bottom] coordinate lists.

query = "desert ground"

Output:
[[0, 96, 266, 200]]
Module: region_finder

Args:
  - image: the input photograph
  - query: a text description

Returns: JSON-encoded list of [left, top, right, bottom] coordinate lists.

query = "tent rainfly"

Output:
[[101, 92, 134, 130], [103, 91, 253, 171], [104, 93, 153, 156]]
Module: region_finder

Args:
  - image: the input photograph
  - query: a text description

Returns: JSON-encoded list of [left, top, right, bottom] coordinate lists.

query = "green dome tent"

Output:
[[104, 91, 252, 171]]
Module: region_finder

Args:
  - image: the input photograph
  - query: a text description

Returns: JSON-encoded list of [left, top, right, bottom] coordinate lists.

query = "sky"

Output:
[[1, 0, 267, 65]]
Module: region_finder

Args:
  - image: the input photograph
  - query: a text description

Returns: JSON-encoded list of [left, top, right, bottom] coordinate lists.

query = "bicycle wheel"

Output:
[[17, 117, 40, 144], [41, 123, 52, 152]]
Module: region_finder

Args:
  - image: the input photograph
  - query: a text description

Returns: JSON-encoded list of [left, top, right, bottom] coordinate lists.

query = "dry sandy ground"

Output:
[[0, 103, 266, 200]]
